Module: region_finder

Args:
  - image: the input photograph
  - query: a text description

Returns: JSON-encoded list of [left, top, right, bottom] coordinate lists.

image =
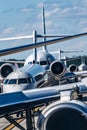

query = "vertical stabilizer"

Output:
[[33, 30, 37, 63], [42, 6, 47, 51]]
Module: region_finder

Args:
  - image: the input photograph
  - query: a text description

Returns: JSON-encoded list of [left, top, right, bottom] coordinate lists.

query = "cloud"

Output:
[[44, 3, 87, 18], [2, 27, 15, 35], [20, 7, 32, 13], [46, 20, 53, 28], [81, 27, 87, 32], [37, 3, 44, 8], [80, 19, 87, 25]]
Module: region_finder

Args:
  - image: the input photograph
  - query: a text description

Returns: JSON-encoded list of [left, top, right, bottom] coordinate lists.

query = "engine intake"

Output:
[[68, 64, 77, 72], [37, 100, 87, 130], [0, 63, 17, 78], [50, 61, 66, 78]]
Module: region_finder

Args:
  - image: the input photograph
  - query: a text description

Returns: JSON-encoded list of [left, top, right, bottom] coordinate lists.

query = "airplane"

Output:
[[0, 31, 87, 129], [0, 31, 87, 93], [2, 63, 48, 93]]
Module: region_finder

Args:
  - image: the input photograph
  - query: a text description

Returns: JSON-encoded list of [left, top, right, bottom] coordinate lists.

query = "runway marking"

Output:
[[4, 118, 24, 130]]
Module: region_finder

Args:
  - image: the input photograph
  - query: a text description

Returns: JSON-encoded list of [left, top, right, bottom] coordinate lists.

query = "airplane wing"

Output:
[[74, 70, 87, 78], [0, 87, 60, 117], [0, 81, 87, 117], [0, 32, 87, 57], [0, 60, 24, 64]]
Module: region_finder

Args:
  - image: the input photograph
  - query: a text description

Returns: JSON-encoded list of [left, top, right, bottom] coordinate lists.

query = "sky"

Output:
[[0, 0, 87, 60]]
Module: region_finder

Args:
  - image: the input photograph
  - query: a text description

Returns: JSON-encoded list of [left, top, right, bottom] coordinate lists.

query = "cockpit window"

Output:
[[47, 56, 55, 65], [8, 79, 17, 84], [18, 78, 28, 84], [4, 77, 34, 85], [27, 78, 32, 83], [35, 74, 43, 82], [40, 61, 47, 65], [28, 62, 32, 64], [18, 78, 34, 84], [4, 79, 9, 84]]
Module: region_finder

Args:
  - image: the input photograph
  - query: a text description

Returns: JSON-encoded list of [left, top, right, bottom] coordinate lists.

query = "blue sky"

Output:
[[0, 0, 87, 60]]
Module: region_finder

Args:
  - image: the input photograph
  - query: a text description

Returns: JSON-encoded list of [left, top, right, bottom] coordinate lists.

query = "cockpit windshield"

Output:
[[18, 78, 27, 84], [8, 79, 17, 84], [40, 61, 47, 65], [4, 77, 34, 85], [3, 79, 9, 84]]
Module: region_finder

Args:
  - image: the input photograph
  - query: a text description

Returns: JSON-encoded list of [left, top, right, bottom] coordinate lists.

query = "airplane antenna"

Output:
[[33, 30, 37, 63], [42, 6, 47, 51]]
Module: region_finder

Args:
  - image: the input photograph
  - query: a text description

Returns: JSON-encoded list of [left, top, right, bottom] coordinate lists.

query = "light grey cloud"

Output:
[[80, 20, 87, 25], [20, 7, 32, 13], [2, 27, 15, 36], [81, 27, 87, 32]]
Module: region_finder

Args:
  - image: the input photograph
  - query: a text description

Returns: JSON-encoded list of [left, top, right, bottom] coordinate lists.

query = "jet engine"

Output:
[[0, 63, 17, 78], [37, 100, 87, 130], [68, 64, 77, 72], [50, 61, 66, 78]]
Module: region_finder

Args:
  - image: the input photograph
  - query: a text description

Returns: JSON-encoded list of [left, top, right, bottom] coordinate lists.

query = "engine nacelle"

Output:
[[0, 63, 17, 78], [37, 100, 87, 130], [50, 61, 66, 78], [68, 64, 77, 72]]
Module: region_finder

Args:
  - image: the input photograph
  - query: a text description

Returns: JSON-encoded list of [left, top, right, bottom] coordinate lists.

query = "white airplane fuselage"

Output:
[[24, 50, 55, 70], [3, 64, 47, 93]]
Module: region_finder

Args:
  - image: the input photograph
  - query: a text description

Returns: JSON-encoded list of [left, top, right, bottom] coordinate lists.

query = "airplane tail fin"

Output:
[[42, 6, 47, 51]]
